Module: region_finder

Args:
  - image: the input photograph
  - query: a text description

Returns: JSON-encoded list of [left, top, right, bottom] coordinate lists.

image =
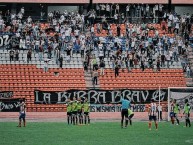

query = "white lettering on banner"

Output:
[[0, 103, 14, 110], [0, 37, 3, 47], [152, 90, 166, 101], [75, 91, 87, 100], [88, 90, 98, 103], [90, 105, 122, 112], [35, 90, 41, 103], [90, 104, 146, 112], [110, 91, 122, 103], [0, 35, 11, 47], [0, 92, 13, 99], [14, 102, 20, 108], [57, 92, 71, 103], [132, 104, 146, 112], [141, 91, 149, 102], [122, 90, 132, 101], [0, 101, 20, 112], [3, 35, 10, 46], [98, 91, 106, 104], [43, 93, 51, 104], [132, 91, 140, 102], [34, 89, 168, 104]]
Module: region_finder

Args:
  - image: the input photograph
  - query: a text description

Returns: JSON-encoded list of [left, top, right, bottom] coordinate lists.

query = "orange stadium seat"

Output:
[[0, 64, 86, 112]]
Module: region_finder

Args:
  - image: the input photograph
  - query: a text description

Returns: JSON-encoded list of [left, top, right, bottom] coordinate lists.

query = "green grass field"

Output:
[[0, 122, 192, 145]]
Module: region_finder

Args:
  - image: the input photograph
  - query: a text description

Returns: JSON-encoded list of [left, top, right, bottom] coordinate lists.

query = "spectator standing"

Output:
[[100, 60, 105, 76], [161, 53, 165, 67], [43, 60, 49, 72], [115, 64, 119, 77], [27, 49, 32, 63], [9, 49, 14, 61], [15, 49, 19, 61], [93, 69, 98, 85], [59, 54, 63, 68], [186, 64, 191, 77]]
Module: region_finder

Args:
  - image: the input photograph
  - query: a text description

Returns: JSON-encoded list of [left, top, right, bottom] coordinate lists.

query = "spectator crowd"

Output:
[[0, 4, 192, 77]]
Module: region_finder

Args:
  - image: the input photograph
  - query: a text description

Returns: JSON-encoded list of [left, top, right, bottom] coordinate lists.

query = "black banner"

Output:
[[34, 89, 167, 104], [0, 91, 14, 99], [0, 98, 21, 112], [90, 104, 146, 112]]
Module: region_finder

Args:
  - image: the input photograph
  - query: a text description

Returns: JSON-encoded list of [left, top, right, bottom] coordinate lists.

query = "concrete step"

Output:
[[185, 78, 193, 82], [186, 82, 193, 87]]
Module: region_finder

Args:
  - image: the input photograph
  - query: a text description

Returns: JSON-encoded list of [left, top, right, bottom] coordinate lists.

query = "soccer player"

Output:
[[71, 97, 78, 125], [128, 108, 134, 125], [83, 97, 90, 125], [121, 98, 130, 128], [66, 99, 72, 125], [148, 99, 158, 130], [183, 99, 191, 127], [171, 99, 180, 125], [77, 98, 83, 125], [17, 99, 26, 127]]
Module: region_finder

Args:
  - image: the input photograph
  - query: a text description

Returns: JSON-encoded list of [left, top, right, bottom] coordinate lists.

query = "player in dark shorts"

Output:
[[183, 99, 191, 127], [170, 99, 180, 125], [17, 99, 26, 127], [83, 98, 90, 125], [71, 97, 78, 125], [66, 99, 72, 125], [128, 108, 134, 125], [121, 98, 130, 128], [148, 99, 158, 130], [77, 98, 83, 125]]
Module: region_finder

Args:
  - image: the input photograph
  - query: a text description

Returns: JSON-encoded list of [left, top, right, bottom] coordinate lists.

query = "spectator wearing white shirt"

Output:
[[43, 60, 49, 72], [186, 64, 191, 78], [0, 18, 4, 31], [177, 38, 183, 54], [35, 39, 40, 52], [126, 4, 130, 18], [21, 7, 25, 14], [19, 38, 26, 49], [65, 28, 71, 41], [106, 4, 110, 17]]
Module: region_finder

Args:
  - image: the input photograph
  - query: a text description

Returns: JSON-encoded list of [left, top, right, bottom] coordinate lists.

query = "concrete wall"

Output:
[[175, 6, 193, 15], [48, 6, 79, 13]]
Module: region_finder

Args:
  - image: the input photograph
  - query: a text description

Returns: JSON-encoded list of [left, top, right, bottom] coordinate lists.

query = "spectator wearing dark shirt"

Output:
[[15, 49, 19, 61], [93, 69, 98, 85], [9, 49, 14, 61], [100, 60, 105, 76], [161, 53, 166, 67], [117, 25, 121, 37], [27, 49, 32, 63], [59, 54, 63, 68], [115, 64, 119, 77]]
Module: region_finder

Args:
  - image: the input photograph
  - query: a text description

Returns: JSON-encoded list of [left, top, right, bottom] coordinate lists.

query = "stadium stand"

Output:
[[0, 2, 192, 112]]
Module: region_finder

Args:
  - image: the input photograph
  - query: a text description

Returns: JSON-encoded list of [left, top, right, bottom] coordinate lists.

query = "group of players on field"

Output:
[[66, 97, 90, 125], [148, 98, 191, 130], [17, 97, 191, 129], [121, 98, 191, 130], [170, 99, 191, 127]]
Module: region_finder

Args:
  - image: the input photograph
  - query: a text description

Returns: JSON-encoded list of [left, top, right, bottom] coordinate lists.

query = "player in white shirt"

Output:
[[148, 99, 158, 130], [17, 99, 26, 127]]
